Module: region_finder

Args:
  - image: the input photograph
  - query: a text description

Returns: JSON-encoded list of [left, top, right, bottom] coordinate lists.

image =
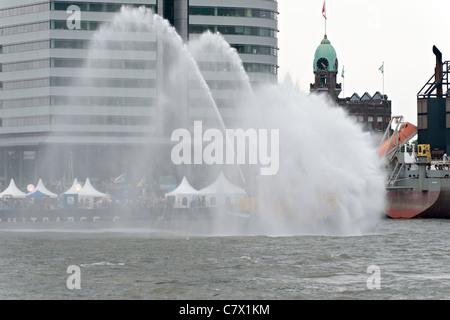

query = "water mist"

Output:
[[74, 6, 386, 236], [187, 31, 386, 236]]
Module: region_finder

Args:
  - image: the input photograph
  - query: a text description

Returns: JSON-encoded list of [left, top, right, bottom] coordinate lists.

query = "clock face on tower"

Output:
[[317, 57, 329, 71]]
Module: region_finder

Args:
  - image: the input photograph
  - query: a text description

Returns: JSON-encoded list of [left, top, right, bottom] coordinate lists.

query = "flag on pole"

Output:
[[379, 62, 385, 95], [341, 66, 345, 78], [322, 1, 327, 20], [379, 62, 384, 74], [114, 173, 126, 184], [137, 175, 148, 188]]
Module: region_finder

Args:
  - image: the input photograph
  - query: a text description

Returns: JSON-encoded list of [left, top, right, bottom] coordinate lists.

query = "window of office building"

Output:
[[217, 8, 276, 19], [0, 21, 49, 36], [190, 7, 277, 20], [1, 97, 51, 109], [2, 78, 50, 90], [50, 2, 155, 13], [49, 77, 156, 88], [51, 20, 100, 31], [0, 2, 49, 18], [50, 96, 154, 107], [50, 39, 156, 51], [233, 44, 277, 56], [2, 59, 50, 72], [190, 25, 276, 38], [243, 63, 277, 74], [197, 61, 233, 72], [50, 58, 156, 70], [50, 115, 152, 126], [204, 80, 242, 90], [2, 40, 50, 54], [1, 116, 50, 127]]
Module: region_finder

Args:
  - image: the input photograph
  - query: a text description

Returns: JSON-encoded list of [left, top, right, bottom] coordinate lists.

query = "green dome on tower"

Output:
[[313, 35, 338, 72]]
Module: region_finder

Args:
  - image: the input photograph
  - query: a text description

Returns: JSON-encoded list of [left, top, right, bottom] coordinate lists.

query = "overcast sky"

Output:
[[277, 0, 450, 125]]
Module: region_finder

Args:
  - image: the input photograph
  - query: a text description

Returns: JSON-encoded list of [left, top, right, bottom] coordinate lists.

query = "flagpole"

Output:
[[379, 62, 385, 96]]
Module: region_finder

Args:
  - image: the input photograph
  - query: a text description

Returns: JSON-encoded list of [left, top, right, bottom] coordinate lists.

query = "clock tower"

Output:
[[310, 35, 342, 99]]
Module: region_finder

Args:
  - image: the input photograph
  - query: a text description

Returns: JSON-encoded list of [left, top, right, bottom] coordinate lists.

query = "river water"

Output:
[[1, 217, 450, 301]]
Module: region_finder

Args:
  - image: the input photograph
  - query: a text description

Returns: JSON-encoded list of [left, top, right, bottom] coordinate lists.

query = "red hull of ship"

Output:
[[385, 190, 450, 219]]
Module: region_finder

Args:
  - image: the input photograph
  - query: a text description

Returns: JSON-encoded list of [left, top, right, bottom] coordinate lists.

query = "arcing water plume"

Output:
[[74, 6, 386, 236], [187, 31, 261, 185], [194, 78, 386, 237], [188, 31, 253, 96], [85, 6, 222, 133], [187, 31, 386, 236], [243, 83, 386, 236], [73, 6, 226, 183]]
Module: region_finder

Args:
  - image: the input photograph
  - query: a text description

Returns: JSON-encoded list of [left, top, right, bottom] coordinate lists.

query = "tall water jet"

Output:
[[69, 6, 228, 185], [244, 84, 386, 235], [69, 6, 386, 236], [187, 31, 262, 185], [187, 31, 386, 235]]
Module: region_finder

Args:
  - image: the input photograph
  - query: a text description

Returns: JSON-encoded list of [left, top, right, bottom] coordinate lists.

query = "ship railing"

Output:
[[387, 162, 405, 188], [431, 160, 450, 165], [430, 160, 450, 170]]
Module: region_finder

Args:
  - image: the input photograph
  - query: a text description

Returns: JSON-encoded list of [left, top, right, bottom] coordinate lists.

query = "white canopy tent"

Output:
[[199, 172, 246, 207], [0, 179, 27, 199], [27, 178, 57, 198], [78, 178, 108, 198], [63, 178, 81, 194], [165, 177, 203, 208], [78, 178, 108, 209]]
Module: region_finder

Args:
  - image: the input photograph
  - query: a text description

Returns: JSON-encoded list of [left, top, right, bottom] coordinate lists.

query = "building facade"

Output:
[[337, 92, 392, 133], [189, 0, 278, 85], [310, 34, 391, 134], [0, 0, 160, 188], [310, 35, 341, 100], [0, 0, 279, 188]]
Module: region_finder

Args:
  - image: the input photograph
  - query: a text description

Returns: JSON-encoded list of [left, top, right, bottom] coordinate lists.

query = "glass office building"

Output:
[[0, 0, 278, 188], [189, 0, 278, 84]]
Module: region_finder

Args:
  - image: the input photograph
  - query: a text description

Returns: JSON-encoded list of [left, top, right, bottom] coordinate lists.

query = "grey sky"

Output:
[[277, 0, 450, 125]]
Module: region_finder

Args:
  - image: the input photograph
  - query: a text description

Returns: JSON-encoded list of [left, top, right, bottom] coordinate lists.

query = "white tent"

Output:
[[165, 177, 202, 208], [27, 178, 57, 198], [64, 178, 81, 194], [0, 179, 26, 199], [77, 178, 108, 209], [78, 178, 108, 198], [199, 172, 246, 207]]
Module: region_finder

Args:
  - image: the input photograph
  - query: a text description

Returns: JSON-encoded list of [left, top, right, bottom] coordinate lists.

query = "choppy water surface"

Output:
[[1, 218, 450, 300]]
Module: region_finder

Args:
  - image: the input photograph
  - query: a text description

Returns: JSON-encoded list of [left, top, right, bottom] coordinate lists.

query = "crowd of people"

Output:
[[0, 194, 176, 211], [0, 177, 176, 211]]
